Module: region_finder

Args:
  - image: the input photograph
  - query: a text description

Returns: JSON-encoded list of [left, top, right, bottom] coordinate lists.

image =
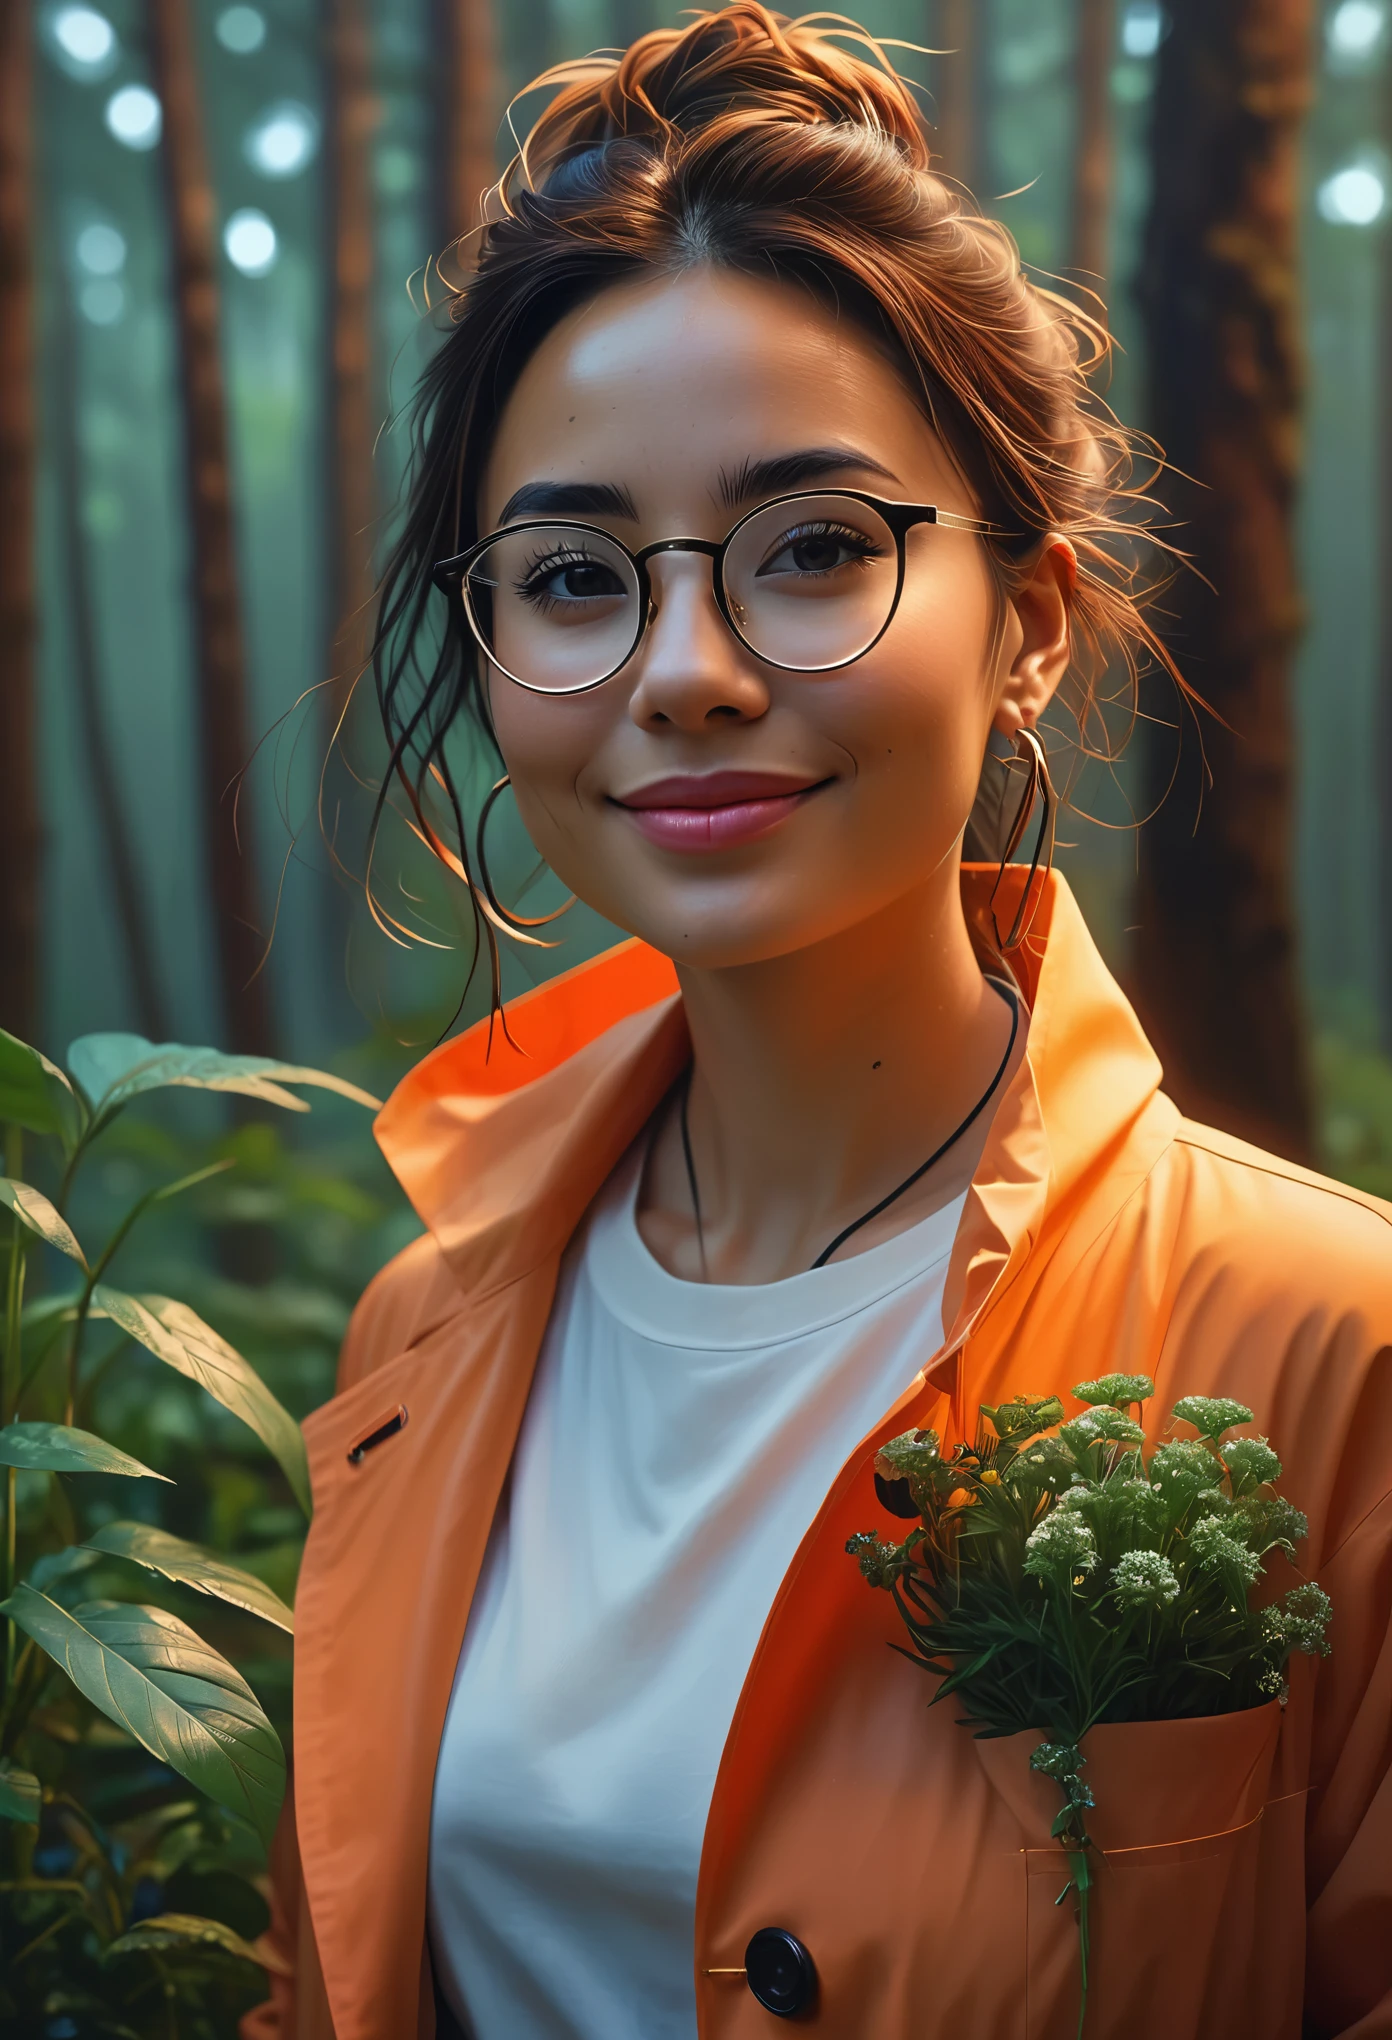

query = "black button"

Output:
[[745, 1928, 817, 2019]]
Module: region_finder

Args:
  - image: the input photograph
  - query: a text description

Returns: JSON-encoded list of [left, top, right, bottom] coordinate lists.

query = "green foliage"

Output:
[[849, 1379, 1328, 1741], [91, 1289, 311, 1515], [1, 1027, 390, 2029], [850, 1379, 1331, 2038], [84, 1524, 295, 1635], [1316, 1028, 1392, 1204], [0, 1794, 273, 2033], [0, 1421, 168, 1482]]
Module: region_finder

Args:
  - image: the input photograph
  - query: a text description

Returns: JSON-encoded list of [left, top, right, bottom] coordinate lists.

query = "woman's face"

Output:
[[479, 268, 1071, 970]]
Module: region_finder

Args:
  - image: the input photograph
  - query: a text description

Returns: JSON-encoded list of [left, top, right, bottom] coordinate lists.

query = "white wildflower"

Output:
[[1111, 1550, 1181, 1609], [1022, 1509, 1098, 1582], [1072, 1373, 1155, 1408], [1188, 1512, 1262, 1586], [1222, 1435, 1282, 1486], [1172, 1394, 1255, 1442]]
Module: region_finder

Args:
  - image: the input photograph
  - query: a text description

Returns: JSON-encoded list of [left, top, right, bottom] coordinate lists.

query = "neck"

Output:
[[638, 860, 1022, 1282]]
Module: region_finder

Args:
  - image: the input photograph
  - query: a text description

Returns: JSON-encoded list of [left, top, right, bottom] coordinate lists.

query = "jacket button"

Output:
[[745, 1928, 818, 2019]]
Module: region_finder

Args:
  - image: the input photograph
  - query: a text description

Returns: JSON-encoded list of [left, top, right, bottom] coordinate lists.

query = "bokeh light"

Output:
[[223, 208, 279, 276], [243, 101, 319, 179], [51, 5, 117, 74], [105, 84, 162, 150], [216, 6, 267, 55], [79, 279, 126, 325], [1327, 0, 1385, 58], [1317, 163, 1387, 225], [1120, 1, 1164, 58], [75, 223, 127, 276]]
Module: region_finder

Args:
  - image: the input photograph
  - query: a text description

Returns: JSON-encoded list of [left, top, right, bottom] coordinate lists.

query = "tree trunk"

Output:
[[931, 0, 981, 197], [1135, 0, 1313, 1161], [0, 0, 40, 1042], [52, 273, 171, 1041], [1380, 52, 1392, 1053], [320, 0, 377, 744], [146, 0, 274, 1054], [1069, 0, 1113, 292], [433, 0, 501, 265]]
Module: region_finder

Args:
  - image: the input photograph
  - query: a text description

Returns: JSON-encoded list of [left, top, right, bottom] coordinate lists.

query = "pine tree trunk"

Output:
[[146, 0, 274, 1054], [1135, 0, 1313, 1160], [52, 273, 170, 1041], [931, 0, 981, 195], [1069, 0, 1113, 291], [321, 0, 377, 739], [0, 0, 40, 1041], [433, 0, 500, 263]]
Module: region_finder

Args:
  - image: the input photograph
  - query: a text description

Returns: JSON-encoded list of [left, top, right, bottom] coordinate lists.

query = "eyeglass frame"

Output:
[[430, 488, 1002, 697]]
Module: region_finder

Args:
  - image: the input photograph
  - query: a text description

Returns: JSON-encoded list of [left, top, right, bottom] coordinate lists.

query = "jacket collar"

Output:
[[375, 867, 1175, 1349]]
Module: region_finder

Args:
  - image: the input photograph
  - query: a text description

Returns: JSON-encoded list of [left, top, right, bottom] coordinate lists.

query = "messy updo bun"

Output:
[[369, 3, 1181, 1001]]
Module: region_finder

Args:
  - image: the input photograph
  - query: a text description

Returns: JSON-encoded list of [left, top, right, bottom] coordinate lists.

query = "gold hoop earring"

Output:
[[989, 727, 1056, 953], [476, 776, 577, 937]]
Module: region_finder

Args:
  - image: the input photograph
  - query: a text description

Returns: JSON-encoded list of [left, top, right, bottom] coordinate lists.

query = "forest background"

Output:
[[0, 0, 1390, 2026]]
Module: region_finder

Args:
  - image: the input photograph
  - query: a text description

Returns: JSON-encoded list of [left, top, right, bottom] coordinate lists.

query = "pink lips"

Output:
[[614, 771, 827, 852]]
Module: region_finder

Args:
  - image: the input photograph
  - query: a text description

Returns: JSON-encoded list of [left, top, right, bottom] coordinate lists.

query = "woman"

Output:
[[247, 10, 1392, 2038]]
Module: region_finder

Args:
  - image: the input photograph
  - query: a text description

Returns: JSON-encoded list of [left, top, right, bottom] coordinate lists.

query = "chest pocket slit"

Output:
[[347, 1404, 409, 1465]]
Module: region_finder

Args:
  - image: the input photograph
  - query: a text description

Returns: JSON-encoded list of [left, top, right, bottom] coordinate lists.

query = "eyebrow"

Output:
[[717, 447, 901, 509], [495, 446, 901, 530], [497, 479, 639, 524]]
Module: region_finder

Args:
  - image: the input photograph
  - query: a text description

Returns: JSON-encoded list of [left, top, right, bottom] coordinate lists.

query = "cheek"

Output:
[[848, 568, 999, 793], [486, 677, 615, 854]]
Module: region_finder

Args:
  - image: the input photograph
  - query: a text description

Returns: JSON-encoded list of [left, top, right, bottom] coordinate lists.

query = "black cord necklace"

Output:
[[678, 976, 1022, 1277]]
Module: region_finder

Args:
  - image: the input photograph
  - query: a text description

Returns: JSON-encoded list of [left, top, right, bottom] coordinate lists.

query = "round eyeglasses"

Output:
[[430, 489, 996, 696]]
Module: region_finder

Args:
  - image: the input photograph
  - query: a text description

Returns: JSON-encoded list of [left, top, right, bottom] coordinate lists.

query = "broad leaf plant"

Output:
[[0, 1026, 377, 2028]]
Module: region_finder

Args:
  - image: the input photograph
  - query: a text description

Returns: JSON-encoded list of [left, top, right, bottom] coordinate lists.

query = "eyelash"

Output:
[[767, 520, 886, 567], [513, 545, 607, 611]]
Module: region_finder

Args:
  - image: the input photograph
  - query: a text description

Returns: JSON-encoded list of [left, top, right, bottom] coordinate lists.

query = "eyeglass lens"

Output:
[[463, 492, 902, 692]]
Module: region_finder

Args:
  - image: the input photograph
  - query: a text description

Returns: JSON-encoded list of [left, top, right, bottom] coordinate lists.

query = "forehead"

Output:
[[481, 267, 961, 522]]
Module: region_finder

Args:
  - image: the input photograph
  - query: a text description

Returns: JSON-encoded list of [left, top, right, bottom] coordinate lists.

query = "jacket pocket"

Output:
[[976, 1704, 1297, 2040]]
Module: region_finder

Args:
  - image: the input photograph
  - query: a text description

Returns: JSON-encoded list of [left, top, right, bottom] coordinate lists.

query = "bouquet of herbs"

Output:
[[847, 1374, 1331, 2036]]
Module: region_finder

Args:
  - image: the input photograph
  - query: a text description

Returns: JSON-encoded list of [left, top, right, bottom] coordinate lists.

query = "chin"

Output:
[[598, 879, 875, 975]]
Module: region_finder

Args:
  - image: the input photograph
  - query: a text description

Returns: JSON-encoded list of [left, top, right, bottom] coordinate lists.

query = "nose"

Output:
[[625, 551, 770, 733]]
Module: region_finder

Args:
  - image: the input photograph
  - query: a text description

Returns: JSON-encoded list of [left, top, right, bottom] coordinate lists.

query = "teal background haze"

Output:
[[32, 0, 1392, 1176]]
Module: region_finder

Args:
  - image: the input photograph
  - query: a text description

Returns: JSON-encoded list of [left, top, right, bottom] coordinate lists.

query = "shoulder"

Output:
[[1124, 1121, 1392, 1559], [1078, 1110, 1392, 1377], [335, 1229, 467, 1394], [1164, 1117, 1392, 1295]]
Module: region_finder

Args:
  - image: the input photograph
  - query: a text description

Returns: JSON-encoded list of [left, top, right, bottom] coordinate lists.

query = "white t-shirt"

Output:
[[427, 1141, 967, 2040]]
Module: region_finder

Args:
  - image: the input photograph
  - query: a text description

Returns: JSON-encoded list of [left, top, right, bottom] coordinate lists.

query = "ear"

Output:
[[992, 537, 1077, 739]]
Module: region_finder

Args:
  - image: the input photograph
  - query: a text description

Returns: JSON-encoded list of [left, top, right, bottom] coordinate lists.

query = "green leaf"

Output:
[[104, 1909, 282, 1970], [0, 1029, 81, 1139], [0, 1760, 41, 1823], [28, 1544, 102, 1592], [67, 1033, 381, 1121], [91, 1290, 310, 1515], [0, 1420, 170, 1481], [0, 1178, 87, 1266], [84, 1523, 294, 1633], [0, 1587, 285, 1846]]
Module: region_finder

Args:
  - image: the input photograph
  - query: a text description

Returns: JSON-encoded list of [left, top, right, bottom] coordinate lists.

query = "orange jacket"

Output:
[[246, 870, 1392, 2040]]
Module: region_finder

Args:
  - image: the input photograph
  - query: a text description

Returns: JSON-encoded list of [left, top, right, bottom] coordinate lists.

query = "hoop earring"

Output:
[[989, 727, 1056, 953], [475, 776, 577, 937]]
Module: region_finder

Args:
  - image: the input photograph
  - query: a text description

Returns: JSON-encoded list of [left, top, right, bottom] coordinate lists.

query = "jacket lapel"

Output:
[[294, 969, 687, 2040]]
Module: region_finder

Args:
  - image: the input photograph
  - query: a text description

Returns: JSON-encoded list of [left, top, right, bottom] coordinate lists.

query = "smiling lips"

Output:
[[614, 771, 827, 851]]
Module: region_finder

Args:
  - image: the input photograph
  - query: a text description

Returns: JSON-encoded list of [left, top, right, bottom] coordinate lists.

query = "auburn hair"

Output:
[[368, 2, 1183, 1008]]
